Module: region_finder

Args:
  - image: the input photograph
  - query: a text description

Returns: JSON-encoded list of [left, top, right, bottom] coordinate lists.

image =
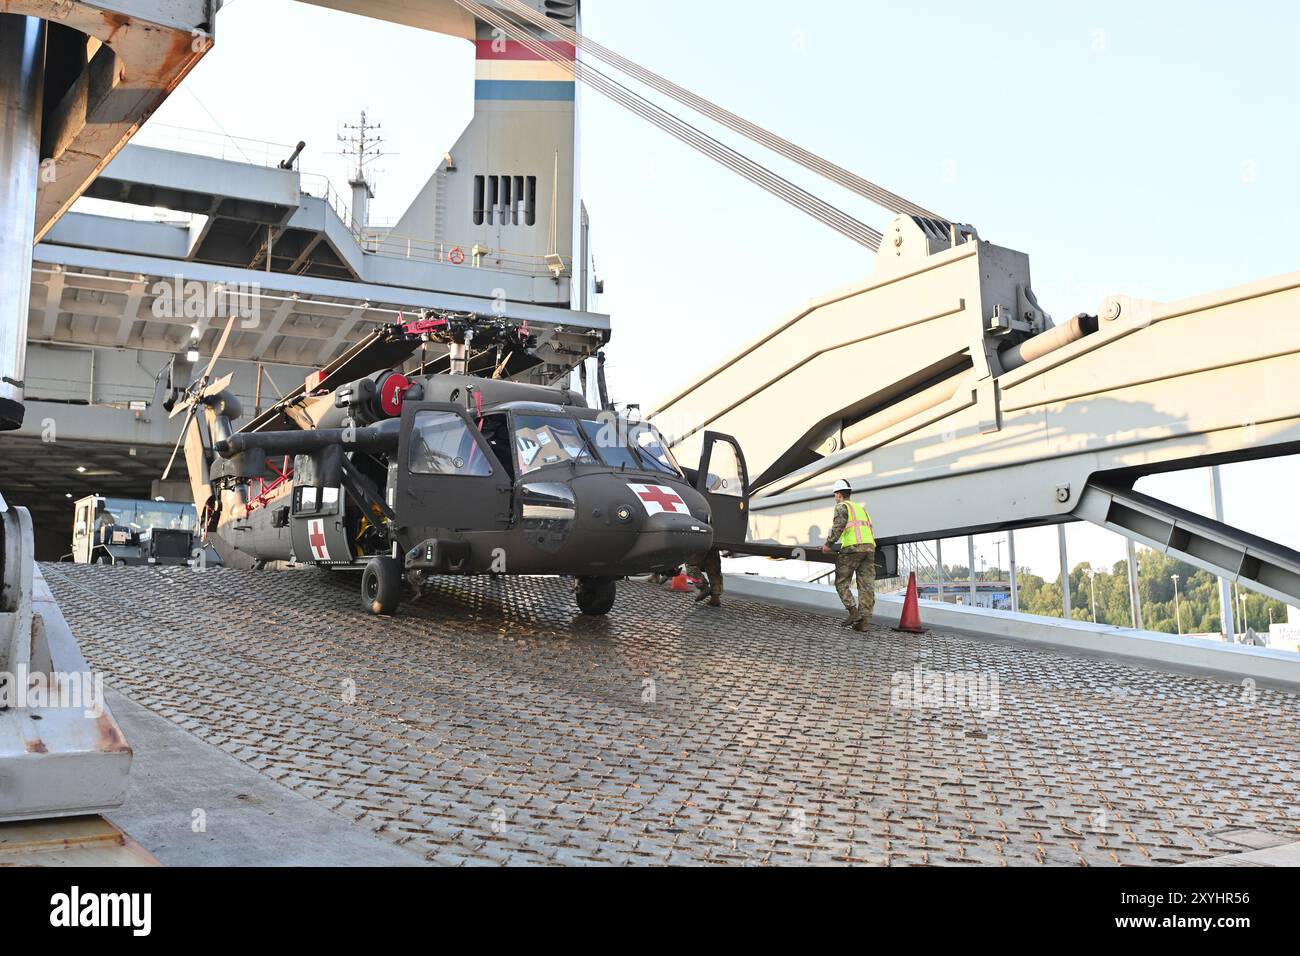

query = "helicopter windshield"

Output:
[[514, 414, 598, 476], [578, 417, 682, 477], [628, 423, 681, 476]]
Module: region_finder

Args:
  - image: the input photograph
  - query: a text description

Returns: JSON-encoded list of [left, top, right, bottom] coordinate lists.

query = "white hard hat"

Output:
[[833, 479, 852, 495]]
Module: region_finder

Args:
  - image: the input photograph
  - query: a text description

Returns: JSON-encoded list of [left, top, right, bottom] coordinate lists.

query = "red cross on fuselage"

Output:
[[309, 522, 329, 560], [637, 485, 686, 513]]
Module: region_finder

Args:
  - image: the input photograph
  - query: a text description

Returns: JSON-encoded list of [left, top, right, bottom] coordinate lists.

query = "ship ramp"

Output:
[[34, 563, 1300, 867]]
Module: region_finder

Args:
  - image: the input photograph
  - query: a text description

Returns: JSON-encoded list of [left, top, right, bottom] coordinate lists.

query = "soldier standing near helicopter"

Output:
[[821, 479, 876, 631], [686, 548, 723, 608]]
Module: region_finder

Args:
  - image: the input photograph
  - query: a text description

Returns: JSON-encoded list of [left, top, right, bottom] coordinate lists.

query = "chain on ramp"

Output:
[[42, 564, 1300, 866]]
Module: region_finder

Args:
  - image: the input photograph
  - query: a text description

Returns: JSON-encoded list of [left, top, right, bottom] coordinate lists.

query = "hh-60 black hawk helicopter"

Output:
[[162, 312, 750, 617]]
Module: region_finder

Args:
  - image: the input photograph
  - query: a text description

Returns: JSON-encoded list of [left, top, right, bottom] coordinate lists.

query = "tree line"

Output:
[[916, 549, 1289, 635]]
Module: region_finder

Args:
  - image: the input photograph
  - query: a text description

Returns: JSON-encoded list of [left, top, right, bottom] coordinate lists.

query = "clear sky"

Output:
[[135, 0, 1300, 586]]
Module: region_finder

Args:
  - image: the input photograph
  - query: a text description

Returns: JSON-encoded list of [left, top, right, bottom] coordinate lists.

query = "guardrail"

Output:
[[130, 123, 302, 169], [806, 540, 934, 593], [354, 229, 572, 278], [297, 172, 355, 230]]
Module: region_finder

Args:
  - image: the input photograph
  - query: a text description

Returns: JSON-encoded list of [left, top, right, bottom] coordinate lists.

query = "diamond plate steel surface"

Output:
[[41, 564, 1300, 866]]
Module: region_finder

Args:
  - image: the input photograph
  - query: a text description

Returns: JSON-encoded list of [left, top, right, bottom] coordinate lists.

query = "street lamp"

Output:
[[1238, 591, 1249, 639], [1171, 574, 1183, 636], [1085, 567, 1098, 623]]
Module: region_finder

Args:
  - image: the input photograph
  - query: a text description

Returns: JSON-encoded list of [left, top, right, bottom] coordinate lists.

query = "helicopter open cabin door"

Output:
[[695, 432, 750, 546], [396, 403, 514, 567]]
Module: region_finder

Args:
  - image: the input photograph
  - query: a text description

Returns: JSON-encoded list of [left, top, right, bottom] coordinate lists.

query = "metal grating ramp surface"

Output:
[[40, 564, 1300, 866]]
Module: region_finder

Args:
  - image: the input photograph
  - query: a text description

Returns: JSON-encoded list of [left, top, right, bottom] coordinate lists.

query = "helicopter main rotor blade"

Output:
[[203, 315, 238, 383], [201, 372, 234, 399], [172, 321, 238, 419], [162, 408, 196, 482]]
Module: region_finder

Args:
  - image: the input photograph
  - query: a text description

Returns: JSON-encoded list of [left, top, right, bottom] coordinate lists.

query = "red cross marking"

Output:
[[637, 485, 686, 513], [308, 520, 330, 562]]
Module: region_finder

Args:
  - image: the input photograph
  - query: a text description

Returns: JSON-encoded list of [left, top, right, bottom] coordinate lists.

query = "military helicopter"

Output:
[[162, 312, 750, 617]]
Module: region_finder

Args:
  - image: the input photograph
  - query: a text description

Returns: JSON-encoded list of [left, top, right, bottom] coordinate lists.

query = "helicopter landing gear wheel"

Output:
[[362, 557, 402, 616], [576, 577, 618, 616]]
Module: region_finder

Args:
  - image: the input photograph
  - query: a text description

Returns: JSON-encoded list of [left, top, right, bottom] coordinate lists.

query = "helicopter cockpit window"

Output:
[[409, 411, 494, 477], [579, 417, 682, 476], [514, 415, 597, 476], [629, 423, 682, 477], [579, 419, 642, 471]]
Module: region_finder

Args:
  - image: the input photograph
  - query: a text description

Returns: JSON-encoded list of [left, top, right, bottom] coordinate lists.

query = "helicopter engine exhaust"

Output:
[[215, 419, 401, 459]]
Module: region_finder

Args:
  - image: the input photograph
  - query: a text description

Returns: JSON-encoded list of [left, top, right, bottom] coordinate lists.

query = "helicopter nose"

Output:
[[566, 475, 714, 571], [617, 510, 714, 568], [618, 528, 712, 569]]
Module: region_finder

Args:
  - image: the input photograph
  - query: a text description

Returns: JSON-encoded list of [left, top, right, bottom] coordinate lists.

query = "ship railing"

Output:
[[124, 126, 574, 280]]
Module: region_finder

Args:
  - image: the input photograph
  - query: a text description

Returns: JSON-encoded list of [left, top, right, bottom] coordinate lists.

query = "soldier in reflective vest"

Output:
[[821, 479, 876, 632]]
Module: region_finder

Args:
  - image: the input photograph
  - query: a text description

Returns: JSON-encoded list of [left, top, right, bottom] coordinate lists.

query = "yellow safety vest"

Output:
[[839, 501, 876, 548]]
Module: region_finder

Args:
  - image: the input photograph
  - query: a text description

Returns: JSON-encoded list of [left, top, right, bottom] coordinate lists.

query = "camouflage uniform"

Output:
[[686, 548, 723, 606], [829, 500, 876, 628]]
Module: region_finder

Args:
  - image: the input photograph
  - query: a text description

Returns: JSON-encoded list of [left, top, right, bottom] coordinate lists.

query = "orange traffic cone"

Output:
[[896, 572, 926, 634], [671, 571, 692, 592]]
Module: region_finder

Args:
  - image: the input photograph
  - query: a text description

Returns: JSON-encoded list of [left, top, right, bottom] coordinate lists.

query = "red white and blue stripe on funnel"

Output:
[[475, 36, 576, 102]]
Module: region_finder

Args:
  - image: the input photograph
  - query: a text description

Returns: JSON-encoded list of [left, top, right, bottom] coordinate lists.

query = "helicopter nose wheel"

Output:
[[362, 557, 403, 616], [575, 577, 618, 616]]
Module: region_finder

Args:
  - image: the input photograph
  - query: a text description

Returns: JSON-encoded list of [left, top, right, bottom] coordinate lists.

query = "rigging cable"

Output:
[[454, 0, 885, 250], [490, 0, 944, 223]]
